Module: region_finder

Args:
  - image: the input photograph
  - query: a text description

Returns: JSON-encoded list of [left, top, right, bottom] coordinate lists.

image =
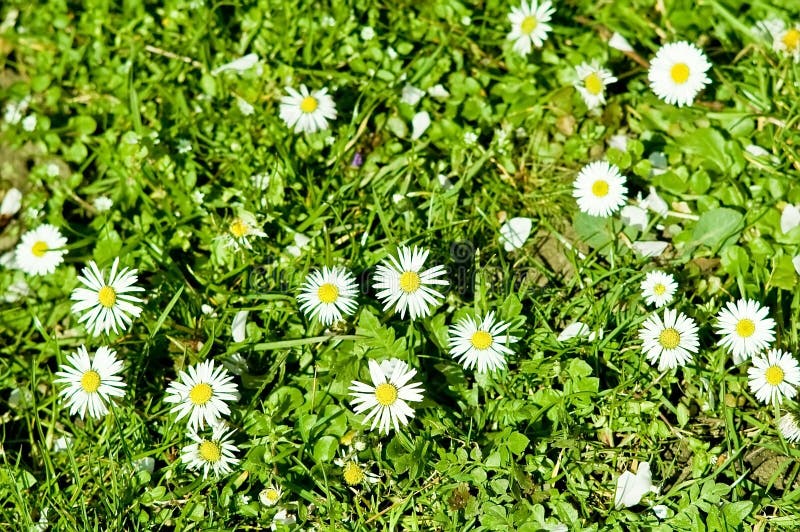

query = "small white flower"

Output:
[[297, 266, 359, 326], [211, 53, 259, 75], [177, 138, 193, 154], [321, 15, 336, 27], [507, 1, 555, 55], [93, 196, 113, 212], [181, 424, 240, 479], [163, 360, 239, 430], [70, 257, 144, 336], [45, 163, 60, 177], [54, 345, 126, 419], [760, 19, 800, 62], [360, 26, 375, 41], [639, 309, 700, 371], [640, 271, 677, 308], [14, 224, 67, 276], [652, 504, 669, 519], [779, 412, 800, 442], [411, 111, 431, 140], [191, 190, 205, 204], [609, 32, 634, 53], [463, 131, 478, 145], [3, 278, 31, 303], [745, 143, 771, 157], [574, 61, 617, 109], [373, 245, 449, 320], [286, 232, 311, 257], [715, 299, 776, 365], [133, 456, 156, 474], [748, 349, 800, 405], [216, 211, 267, 251], [3, 96, 29, 124], [427, 84, 450, 99], [572, 161, 628, 217], [259, 484, 282, 506], [499, 217, 532, 251], [648, 41, 712, 107], [614, 462, 656, 508], [279, 84, 337, 134], [401, 84, 425, 106], [781, 204, 800, 234], [449, 311, 518, 373], [349, 358, 424, 434], [219, 353, 248, 376], [231, 310, 249, 342], [21, 114, 36, 131]]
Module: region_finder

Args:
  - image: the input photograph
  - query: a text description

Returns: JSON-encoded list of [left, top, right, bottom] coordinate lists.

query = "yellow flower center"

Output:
[[31, 241, 49, 257], [470, 331, 493, 350], [658, 327, 681, 350], [765, 365, 785, 386], [591, 180, 609, 197], [399, 271, 421, 293], [97, 286, 117, 308], [189, 382, 213, 405], [80, 370, 101, 393], [198, 441, 221, 463], [653, 283, 666, 295], [300, 96, 318, 113], [520, 15, 537, 35], [229, 218, 249, 238], [583, 73, 604, 95], [782, 28, 800, 51], [374, 383, 398, 406], [670, 63, 690, 84], [317, 283, 339, 304], [343, 461, 365, 485], [736, 318, 755, 338]]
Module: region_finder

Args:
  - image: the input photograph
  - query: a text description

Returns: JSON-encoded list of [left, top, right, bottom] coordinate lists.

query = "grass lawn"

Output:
[[3, 0, 800, 530]]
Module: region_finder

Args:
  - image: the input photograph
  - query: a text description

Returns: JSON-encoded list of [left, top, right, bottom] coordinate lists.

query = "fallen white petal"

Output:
[[614, 462, 653, 508], [499, 217, 533, 251], [609, 32, 634, 52], [620, 205, 648, 231], [232, 310, 249, 342], [632, 241, 668, 258], [644, 187, 669, 216], [558, 321, 591, 342], [411, 111, 431, 140], [0, 187, 22, 216], [212, 53, 259, 75], [781, 204, 800, 234]]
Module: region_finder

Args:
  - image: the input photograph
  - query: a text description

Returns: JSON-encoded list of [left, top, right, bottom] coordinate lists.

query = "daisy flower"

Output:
[[164, 360, 239, 431], [640, 271, 677, 308], [747, 349, 800, 405], [349, 358, 424, 434], [334, 453, 380, 486], [639, 309, 700, 371], [259, 483, 282, 507], [216, 211, 267, 251], [507, 1, 555, 55], [779, 412, 800, 442], [14, 224, 68, 276], [181, 425, 240, 479], [647, 41, 712, 107], [279, 84, 337, 134], [70, 257, 145, 336], [54, 345, 126, 419], [572, 161, 628, 217], [297, 266, 359, 326], [373, 246, 449, 320], [448, 311, 518, 373], [759, 19, 800, 62], [715, 299, 776, 365], [574, 61, 617, 109]]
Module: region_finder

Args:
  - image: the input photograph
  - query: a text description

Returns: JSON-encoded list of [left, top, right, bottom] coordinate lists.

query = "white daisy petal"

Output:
[[279, 84, 337, 134], [647, 41, 712, 107], [748, 349, 800, 405], [14, 224, 68, 276]]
